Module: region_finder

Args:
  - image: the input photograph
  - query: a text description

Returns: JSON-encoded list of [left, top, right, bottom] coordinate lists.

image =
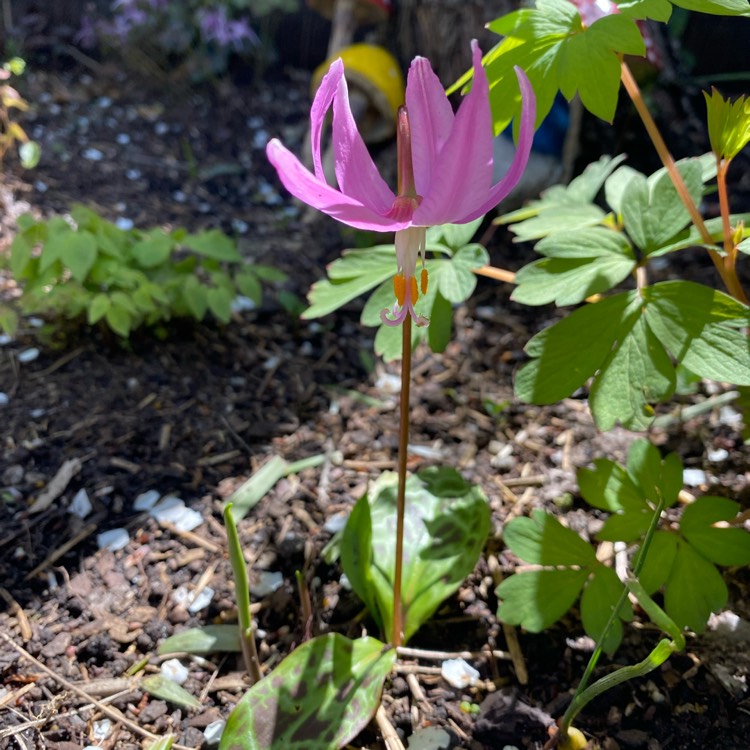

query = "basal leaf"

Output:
[[503, 509, 596, 566], [643, 281, 750, 385], [680, 496, 750, 566], [664, 539, 727, 633], [219, 634, 395, 750], [496, 568, 589, 632], [580, 566, 632, 655], [158, 625, 242, 654], [142, 674, 201, 710], [515, 290, 640, 405], [342, 469, 490, 643]]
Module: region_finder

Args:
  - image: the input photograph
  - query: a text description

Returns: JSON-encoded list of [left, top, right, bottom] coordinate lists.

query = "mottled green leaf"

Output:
[[158, 625, 242, 655], [219, 634, 395, 750]]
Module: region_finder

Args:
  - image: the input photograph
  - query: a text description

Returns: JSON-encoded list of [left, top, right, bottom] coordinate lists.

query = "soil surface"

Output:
[[2, 41, 750, 750]]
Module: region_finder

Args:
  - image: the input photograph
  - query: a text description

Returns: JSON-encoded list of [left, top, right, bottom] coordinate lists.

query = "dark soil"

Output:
[[1, 38, 750, 750]]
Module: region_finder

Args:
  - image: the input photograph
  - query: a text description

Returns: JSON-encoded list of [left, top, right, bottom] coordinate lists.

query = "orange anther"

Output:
[[421, 267, 428, 295], [410, 275, 419, 302], [394, 274, 406, 307]]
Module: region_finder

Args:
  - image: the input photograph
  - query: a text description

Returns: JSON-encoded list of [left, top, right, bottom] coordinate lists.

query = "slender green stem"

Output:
[[716, 158, 736, 268], [392, 315, 412, 648], [619, 60, 747, 304], [224, 503, 263, 684], [559, 491, 666, 736]]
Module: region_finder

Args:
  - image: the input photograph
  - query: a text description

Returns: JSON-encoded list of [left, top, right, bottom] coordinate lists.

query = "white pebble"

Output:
[[683, 468, 707, 487], [188, 586, 214, 613], [707, 448, 729, 462], [161, 658, 189, 685], [0, 334, 12, 345], [203, 719, 226, 745], [69, 488, 92, 519], [92, 718, 112, 742], [231, 295, 257, 313], [719, 406, 742, 426], [0, 393, 8, 406], [97, 528, 129, 552], [115, 217, 134, 231], [154, 122, 169, 135], [82, 147, 104, 161], [28, 317, 44, 328], [323, 511, 348, 534], [441, 658, 479, 689], [250, 571, 284, 597], [17, 347, 40, 363], [134, 489, 161, 510], [116, 133, 130, 145]]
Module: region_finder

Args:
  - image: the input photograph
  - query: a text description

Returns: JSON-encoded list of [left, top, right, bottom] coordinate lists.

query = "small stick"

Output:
[[376, 704, 406, 750], [396, 646, 512, 662]]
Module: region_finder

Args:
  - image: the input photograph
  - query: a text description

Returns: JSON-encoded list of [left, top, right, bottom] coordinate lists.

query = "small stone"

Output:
[[115, 133, 130, 145], [161, 658, 189, 685], [707, 448, 729, 462], [134, 489, 160, 510], [682, 468, 706, 487], [154, 122, 169, 136], [115, 217, 134, 231], [0, 393, 8, 407], [82, 147, 104, 161], [441, 658, 479, 688], [203, 719, 226, 746], [97, 528, 129, 552], [250, 571, 284, 597], [17, 347, 40, 363], [69, 488, 92, 519]]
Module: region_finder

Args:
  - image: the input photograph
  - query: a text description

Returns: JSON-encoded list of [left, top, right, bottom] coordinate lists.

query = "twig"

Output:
[[396, 645, 511, 662], [376, 704, 406, 750], [24, 523, 97, 580], [0, 632, 194, 750]]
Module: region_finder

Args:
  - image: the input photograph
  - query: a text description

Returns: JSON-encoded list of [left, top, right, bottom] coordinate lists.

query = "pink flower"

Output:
[[570, 0, 619, 27], [266, 41, 535, 326]]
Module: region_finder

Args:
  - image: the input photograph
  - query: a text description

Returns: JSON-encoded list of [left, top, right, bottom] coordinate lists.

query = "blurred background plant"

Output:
[[76, 0, 297, 82], [0, 56, 40, 169]]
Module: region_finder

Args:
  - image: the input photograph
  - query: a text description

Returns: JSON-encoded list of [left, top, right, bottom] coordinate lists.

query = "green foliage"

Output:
[[219, 634, 395, 750], [4, 205, 284, 338], [0, 57, 41, 168], [341, 467, 491, 643], [141, 674, 201, 710], [704, 88, 750, 161], [303, 218, 488, 361], [499, 439, 750, 649], [453, 0, 750, 134], [500, 155, 750, 430]]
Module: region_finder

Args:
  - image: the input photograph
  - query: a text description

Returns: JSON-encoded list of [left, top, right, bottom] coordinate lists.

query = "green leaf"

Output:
[[503, 509, 596, 566], [705, 88, 750, 160], [649, 214, 750, 258], [605, 165, 644, 215], [680, 496, 750, 566], [580, 566, 632, 655], [235, 271, 262, 304], [507, 204, 607, 242], [130, 232, 174, 268], [303, 246, 395, 319], [427, 291, 453, 353], [497, 568, 590, 632], [206, 287, 233, 323], [664, 539, 727, 632], [515, 290, 640, 405], [182, 229, 241, 261], [618, 0, 672, 22], [428, 217, 484, 250], [0, 305, 19, 336], [512, 227, 635, 306], [141, 674, 201, 710], [342, 468, 490, 643], [637, 530, 678, 595], [105, 304, 131, 337], [182, 276, 208, 320], [19, 140, 41, 169], [10, 234, 32, 278], [219, 634, 395, 750], [437, 243, 488, 303], [483, 1, 643, 132], [589, 314, 675, 430], [60, 230, 97, 282], [620, 159, 704, 253], [643, 280, 750, 385], [158, 625, 242, 654], [373, 318, 427, 362], [578, 458, 646, 513], [671, 0, 750, 17], [87, 293, 111, 325]]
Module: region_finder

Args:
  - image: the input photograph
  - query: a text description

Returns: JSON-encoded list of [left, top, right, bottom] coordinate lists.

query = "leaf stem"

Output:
[[392, 315, 412, 648], [716, 157, 736, 269], [619, 60, 747, 304]]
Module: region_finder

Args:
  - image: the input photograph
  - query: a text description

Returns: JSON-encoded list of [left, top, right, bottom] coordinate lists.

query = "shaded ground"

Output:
[[1, 50, 750, 750]]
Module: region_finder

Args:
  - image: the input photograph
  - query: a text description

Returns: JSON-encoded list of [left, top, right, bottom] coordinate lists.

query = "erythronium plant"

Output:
[[267, 40, 536, 647]]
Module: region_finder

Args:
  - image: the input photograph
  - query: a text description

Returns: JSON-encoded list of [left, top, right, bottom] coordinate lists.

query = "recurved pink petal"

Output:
[[413, 41, 494, 226], [309, 58, 344, 181], [332, 71, 396, 216], [454, 65, 536, 224], [406, 56, 454, 197], [266, 139, 410, 231]]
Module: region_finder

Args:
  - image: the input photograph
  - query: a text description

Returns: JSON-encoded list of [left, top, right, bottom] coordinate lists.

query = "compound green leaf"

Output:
[[507, 204, 607, 242], [105, 304, 131, 338], [578, 458, 646, 513], [437, 243, 488, 303], [680, 496, 750, 566], [303, 247, 395, 320], [234, 271, 262, 304], [664, 539, 727, 632], [427, 291, 453, 353], [515, 290, 640, 405], [182, 276, 208, 320], [219, 634, 395, 750], [512, 227, 635, 306], [636, 530, 678, 595], [671, 0, 750, 16], [183, 229, 241, 261], [206, 287, 233, 323], [580, 566, 632, 655], [496, 568, 589, 632], [617, 0, 672, 21], [643, 281, 750, 385], [428, 217, 484, 250], [503, 509, 596, 566]]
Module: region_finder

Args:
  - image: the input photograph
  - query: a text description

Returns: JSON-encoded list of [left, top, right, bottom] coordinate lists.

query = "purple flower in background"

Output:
[[266, 42, 536, 326], [198, 6, 258, 50], [570, 0, 619, 26]]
